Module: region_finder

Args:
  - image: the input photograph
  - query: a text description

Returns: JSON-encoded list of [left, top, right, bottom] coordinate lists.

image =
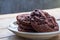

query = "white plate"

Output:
[[8, 21, 60, 39]]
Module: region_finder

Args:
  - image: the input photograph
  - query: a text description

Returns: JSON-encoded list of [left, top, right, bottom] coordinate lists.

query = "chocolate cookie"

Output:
[[16, 9, 59, 32], [30, 10, 59, 32], [18, 26, 36, 32], [18, 24, 33, 30], [16, 14, 35, 32]]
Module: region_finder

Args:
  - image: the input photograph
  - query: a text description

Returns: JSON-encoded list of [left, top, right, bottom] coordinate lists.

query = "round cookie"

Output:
[[18, 24, 33, 30], [18, 26, 36, 32], [16, 14, 34, 32], [30, 10, 59, 32]]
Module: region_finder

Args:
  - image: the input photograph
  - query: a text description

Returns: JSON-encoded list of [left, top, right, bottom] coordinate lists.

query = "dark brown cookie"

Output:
[[30, 10, 59, 32], [18, 26, 36, 32], [31, 22, 55, 32], [16, 14, 36, 32], [18, 24, 33, 30], [16, 9, 59, 32]]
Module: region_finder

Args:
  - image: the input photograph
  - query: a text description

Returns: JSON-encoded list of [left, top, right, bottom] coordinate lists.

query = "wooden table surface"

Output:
[[0, 8, 60, 40]]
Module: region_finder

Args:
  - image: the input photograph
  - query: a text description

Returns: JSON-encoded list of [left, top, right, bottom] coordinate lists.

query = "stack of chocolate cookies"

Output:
[[16, 9, 59, 32], [16, 14, 36, 32]]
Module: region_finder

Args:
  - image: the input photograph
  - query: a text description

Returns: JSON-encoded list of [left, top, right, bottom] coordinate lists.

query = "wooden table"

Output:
[[0, 8, 60, 40]]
